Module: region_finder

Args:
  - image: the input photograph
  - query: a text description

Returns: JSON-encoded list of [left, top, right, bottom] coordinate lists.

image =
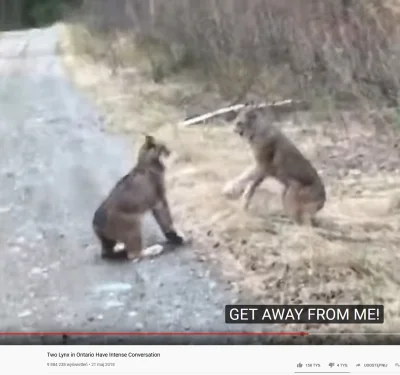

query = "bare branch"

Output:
[[180, 99, 310, 126]]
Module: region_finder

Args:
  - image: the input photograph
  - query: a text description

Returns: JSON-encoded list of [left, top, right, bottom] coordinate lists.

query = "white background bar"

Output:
[[1, 345, 399, 373]]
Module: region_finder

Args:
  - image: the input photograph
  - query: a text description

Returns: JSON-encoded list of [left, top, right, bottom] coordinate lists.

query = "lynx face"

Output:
[[138, 135, 171, 164], [233, 108, 259, 141]]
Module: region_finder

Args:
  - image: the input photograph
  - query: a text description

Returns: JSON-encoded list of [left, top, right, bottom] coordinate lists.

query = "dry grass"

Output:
[[60, 24, 400, 334], [72, 0, 400, 107]]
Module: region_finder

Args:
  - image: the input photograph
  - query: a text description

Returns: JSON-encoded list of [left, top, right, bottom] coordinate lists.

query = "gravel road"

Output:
[[0, 26, 247, 339]]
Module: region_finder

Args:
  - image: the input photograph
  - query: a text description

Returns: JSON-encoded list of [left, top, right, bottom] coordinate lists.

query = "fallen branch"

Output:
[[181, 103, 246, 127], [180, 99, 310, 127]]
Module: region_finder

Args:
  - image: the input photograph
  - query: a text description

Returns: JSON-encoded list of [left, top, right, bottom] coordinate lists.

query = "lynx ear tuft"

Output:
[[144, 134, 155, 147]]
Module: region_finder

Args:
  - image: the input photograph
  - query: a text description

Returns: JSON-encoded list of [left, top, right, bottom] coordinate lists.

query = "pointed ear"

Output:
[[144, 134, 155, 147]]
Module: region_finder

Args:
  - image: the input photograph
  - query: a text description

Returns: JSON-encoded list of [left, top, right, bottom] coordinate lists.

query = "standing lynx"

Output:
[[223, 105, 326, 225]]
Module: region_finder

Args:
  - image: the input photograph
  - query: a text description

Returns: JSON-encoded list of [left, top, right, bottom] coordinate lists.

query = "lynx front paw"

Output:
[[165, 230, 185, 245], [141, 244, 164, 257], [223, 181, 244, 199]]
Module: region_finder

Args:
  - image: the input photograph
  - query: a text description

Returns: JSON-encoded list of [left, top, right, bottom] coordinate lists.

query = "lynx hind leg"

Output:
[[121, 217, 144, 261], [123, 217, 166, 261], [93, 206, 122, 259], [98, 233, 118, 258], [282, 185, 303, 225], [297, 184, 326, 227], [282, 185, 323, 226], [301, 201, 324, 227], [93, 225, 125, 259]]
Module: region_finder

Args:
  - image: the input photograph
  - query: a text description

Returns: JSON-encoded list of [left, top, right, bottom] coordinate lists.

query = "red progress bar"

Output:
[[0, 332, 308, 336]]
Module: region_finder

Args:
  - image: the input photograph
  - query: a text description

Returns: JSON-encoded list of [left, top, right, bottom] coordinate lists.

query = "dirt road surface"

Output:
[[0, 26, 251, 341]]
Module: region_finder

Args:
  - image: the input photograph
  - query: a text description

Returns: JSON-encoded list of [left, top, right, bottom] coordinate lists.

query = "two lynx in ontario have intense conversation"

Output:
[[92, 103, 326, 260]]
